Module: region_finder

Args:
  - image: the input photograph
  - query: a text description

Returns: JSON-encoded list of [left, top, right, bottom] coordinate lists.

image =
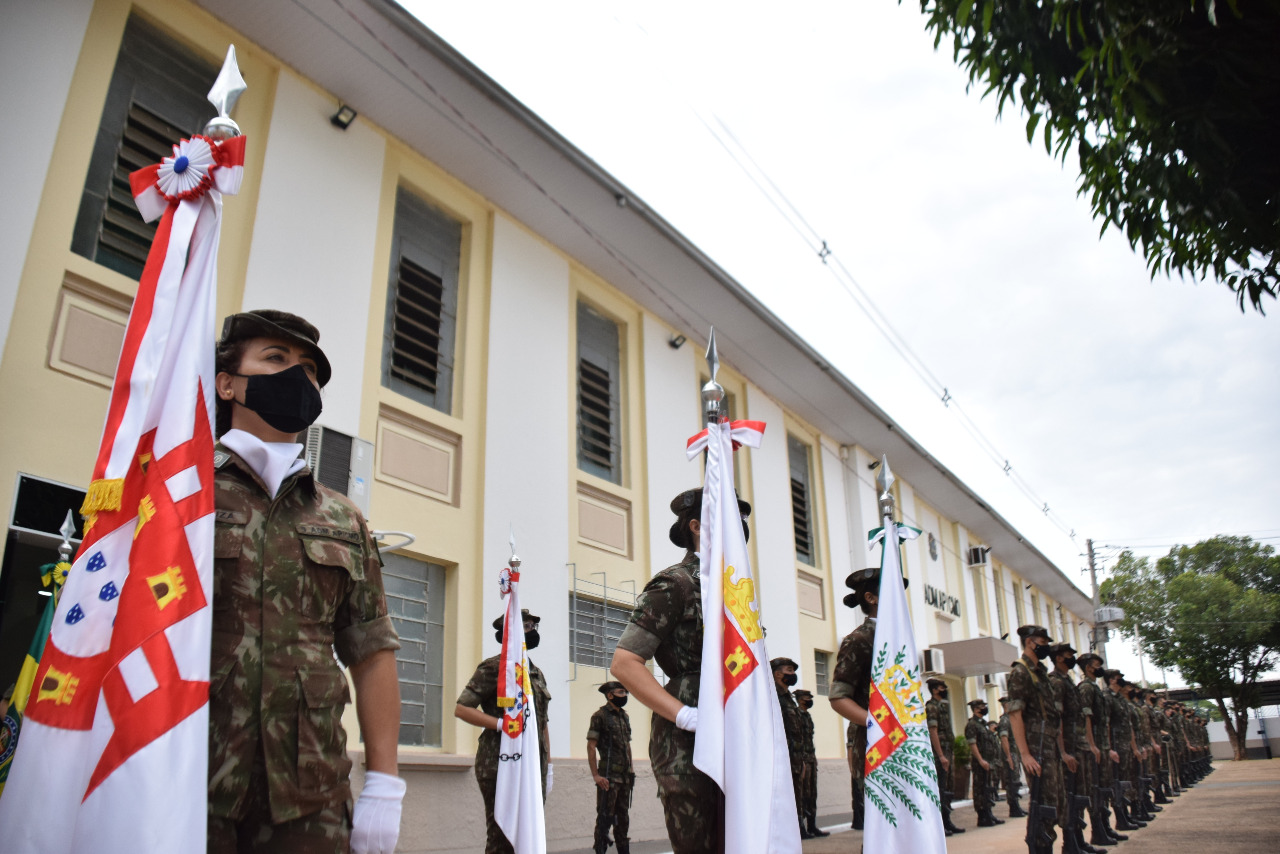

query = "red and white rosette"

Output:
[[130, 134, 246, 223]]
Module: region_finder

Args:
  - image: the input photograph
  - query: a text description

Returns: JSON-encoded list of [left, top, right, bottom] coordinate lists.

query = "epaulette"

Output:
[[213, 449, 232, 469]]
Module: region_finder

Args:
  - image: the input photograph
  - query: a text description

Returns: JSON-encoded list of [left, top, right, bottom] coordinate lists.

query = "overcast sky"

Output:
[[403, 0, 1280, 687]]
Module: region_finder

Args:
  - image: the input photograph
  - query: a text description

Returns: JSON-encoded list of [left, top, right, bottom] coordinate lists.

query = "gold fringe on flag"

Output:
[[81, 478, 124, 514]]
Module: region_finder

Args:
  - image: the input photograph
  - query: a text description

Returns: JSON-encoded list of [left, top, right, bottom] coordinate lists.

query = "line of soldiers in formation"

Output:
[[925, 625, 1214, 852]]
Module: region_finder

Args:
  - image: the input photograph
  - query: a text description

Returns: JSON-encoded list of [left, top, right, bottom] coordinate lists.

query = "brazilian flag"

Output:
[[0, 561, 69, 797]]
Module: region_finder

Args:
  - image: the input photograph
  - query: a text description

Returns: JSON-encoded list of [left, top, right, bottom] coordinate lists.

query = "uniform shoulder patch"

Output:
[[213, 450, 231, 469]]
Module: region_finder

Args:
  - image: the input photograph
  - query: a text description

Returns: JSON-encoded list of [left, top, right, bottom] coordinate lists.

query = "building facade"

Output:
[[0, 1, 1096, 849]]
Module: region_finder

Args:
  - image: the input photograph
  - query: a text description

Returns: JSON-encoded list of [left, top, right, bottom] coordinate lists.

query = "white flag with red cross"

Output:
[[0, 51, 246, 854]]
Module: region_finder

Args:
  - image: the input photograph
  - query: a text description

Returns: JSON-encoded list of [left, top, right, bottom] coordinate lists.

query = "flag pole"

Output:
[[702, 328, 725, 426]]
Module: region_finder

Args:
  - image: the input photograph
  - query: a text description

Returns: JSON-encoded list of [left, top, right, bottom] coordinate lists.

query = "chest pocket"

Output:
[[297, 524, 364, 623], [213, 510, 249, 610]]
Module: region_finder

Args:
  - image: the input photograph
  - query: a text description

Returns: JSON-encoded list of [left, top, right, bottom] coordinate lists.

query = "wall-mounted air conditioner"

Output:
[[981, 672, 1007, 692], [305, 425, 374, 518], [967, 546, 989, 567], [921, 647, 946, 675]]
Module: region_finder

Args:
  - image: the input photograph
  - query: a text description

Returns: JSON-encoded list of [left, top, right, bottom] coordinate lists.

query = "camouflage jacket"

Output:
[[777, 682, 804, 762], [458, 655, 551, 781], [1007, 654, 1060, 758], [797, 705, 817, 759], [1132, 699, 1150, 746], [587, 703, 633, 780], [1106, 688, 1133, 756], [1078, 678, 1110, 751], [1049, 670, 1087, 752], [616, 553, 703, 777], [210, 448, 400, 823], [927, 697, 954, 758], [830, 615, 875, 762], [965, 715, 989, 754], [998, 712, 1021, 759]]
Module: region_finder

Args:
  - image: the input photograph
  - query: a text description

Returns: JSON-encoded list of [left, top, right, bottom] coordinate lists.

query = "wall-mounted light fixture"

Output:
[[668, 334, 687, 349], [868, 459, 881, 470], [331, 104, 358, 130]]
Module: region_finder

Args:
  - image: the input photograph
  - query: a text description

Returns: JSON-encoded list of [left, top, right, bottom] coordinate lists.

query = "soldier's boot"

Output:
[[1091, 809, 1118, 846], [799, 817, 815, 841], [851, 789, 865, 831], [615, 843, 630, 854], [806, 812, 830, 838], [942, 801, 966, 835], [976, 808, 994, 828], [1076, 824, 1106, 854], [1062, 823, 1083, 854], [989, 807, 1006, 825], [1008, 791, 1028, 818]]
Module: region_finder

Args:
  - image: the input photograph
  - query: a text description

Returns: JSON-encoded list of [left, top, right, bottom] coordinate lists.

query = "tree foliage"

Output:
[[915, 1, 1280, 312], [1099, 536, 1280, 758]]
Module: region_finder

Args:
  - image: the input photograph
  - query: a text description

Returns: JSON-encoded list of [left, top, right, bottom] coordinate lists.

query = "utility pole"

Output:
[[1087, 538, 1107, 659]]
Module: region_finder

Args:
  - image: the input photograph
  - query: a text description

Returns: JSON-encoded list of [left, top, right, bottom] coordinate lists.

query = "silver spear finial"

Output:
[[701, 328, 725, 424], [204, 45, 247, 140], [508, 527, 521, 570], [876, 454, 896, 519], [57, 510, 76, 564]]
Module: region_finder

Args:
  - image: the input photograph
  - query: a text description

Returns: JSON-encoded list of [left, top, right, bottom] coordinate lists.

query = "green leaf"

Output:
[[1026, 111, 1042, 144]]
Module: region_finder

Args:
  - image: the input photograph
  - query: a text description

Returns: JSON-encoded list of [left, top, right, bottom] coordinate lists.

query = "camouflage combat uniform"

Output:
[[777, 682, 806, 826], [1049, 670, 1085, 825], [998, 711, 1022, 798], [1106, 686, 1135, 813], [1078, 675, 1111, 827], [966, 713, 993, 812], [615, 553, 724, 853], [1007, 653, 1063, 845], [588, 702, 633, 852], [457, 654, 551, 854], [796, 701, 819, 826], [926, 694, 957, 826], [208, 447, 400, 853], [829, 615, 875, 823]]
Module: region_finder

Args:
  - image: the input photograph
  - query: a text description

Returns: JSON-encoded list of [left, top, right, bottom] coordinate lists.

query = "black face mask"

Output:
[[1032, 643, 1051, 661], [782, 673, 798, 687], [938, 690, 949, 700], [235, 364, 322, 434], [611, 694, 628, 708], [1063, 656, 1077, 669], [524, 630, 540, 650]]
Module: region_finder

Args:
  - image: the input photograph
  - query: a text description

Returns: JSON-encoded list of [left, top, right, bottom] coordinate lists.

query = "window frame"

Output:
[[575, 300, 624, 485], [787, 433, 817, 567]]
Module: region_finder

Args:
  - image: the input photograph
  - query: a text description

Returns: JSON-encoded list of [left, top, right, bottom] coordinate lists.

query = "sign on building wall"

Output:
[[923, 584, 960, 617]]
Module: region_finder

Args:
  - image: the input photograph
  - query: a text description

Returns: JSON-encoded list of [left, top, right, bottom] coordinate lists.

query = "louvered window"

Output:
[[382, 188, 461, 413], [577, 302, 622, 483], [71, 16, 217, 280], [382, 552, 447, 747], [814, 651, 831, 696], [788, 434, 816, 566]]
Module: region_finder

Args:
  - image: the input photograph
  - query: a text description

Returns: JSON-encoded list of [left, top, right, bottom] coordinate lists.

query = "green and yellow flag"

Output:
[[0, 561, 69, 796]]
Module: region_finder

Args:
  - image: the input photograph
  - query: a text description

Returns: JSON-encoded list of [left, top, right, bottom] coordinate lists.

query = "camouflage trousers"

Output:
[[208, 759, 349, 854], [1005, 752, 1023, 796], [1026, 729, 1064, 839], [789, 753, 805, 822], [656, 770, 725, 854], [802, 756, 818, 820], [594, 776, 633, 850], [971, 761, 992, 810]]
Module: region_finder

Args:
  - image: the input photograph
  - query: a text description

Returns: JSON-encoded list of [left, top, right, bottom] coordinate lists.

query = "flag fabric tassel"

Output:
[[687, 416, 802, 854], [0, 123, 245, 852], [494, 555, 546, 853], [863, 514, 948, 852]]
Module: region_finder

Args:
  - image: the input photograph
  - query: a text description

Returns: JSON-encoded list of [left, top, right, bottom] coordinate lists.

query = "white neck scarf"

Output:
[[220, 428, 306, 499]]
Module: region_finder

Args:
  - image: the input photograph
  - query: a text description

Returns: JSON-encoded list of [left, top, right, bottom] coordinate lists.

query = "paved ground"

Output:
[[559, 759, 1280, 853]]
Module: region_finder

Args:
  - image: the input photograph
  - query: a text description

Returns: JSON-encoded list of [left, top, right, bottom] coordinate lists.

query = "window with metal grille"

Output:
[[382, 552, 447, 747], [577, 303, 622, 483], [569, 595, 631, 669], [71, 16, 217, 280], [993, 567, 1007, 635], [814, 650, 831, 695], [382, 188, 461, 413], [788, 434, 816, 566]]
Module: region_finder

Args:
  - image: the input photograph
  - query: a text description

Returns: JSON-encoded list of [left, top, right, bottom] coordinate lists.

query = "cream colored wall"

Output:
[[0, 0, 274, 542]]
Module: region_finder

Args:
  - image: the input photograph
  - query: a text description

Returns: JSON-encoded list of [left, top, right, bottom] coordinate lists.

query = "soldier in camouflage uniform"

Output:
[[455, 610, 552, 854], [966, 699, 1003, 826], [1077, 654, 1124, 846], [772, 658, 821, 839], [1049, 642, 1104, 854], [829, 566, 908, 833], [1007, 625, 1063, 854], [792, 690, 827, 838], [1104, 671, 1143, 831], [998, 696, 1027, 818], [926, 677, 965, 835], [588, 681, 634, 854], [210, 311, 404, 854], [1146, 692, 1173, 803], [611, 487, 751, 853], [1126, 685, 1156, 821]]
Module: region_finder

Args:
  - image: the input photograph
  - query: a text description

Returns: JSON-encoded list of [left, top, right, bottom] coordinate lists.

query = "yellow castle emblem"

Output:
[[722, 564, 762, 642]]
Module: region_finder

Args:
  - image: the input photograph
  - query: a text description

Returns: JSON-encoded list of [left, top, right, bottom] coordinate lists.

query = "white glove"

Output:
[[351, 771, 406, 854], [675, 705, 698, 732], [546, 763, 555, 794]]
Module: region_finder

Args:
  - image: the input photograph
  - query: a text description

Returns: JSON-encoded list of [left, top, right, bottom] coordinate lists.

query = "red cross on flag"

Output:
[[0, 48, 247, 854]]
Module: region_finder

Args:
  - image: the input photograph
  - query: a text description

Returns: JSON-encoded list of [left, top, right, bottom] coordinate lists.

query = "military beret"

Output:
[[842, 565, 908, 608], [492, 608, 540, 632], [668, 487, 751, 549], [1076, 652, 1103, 668], [598, 681, 625, 695], [793, 689, 813, 699], [770, 657, 798, 671], [1017, 625, 1052, 643], [219, 309, 332, 387], [1050, 642, 1077, 657], [926, 677, 946, 689], [968, 699, 987, 708], [998, 695, 1009, 703]]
